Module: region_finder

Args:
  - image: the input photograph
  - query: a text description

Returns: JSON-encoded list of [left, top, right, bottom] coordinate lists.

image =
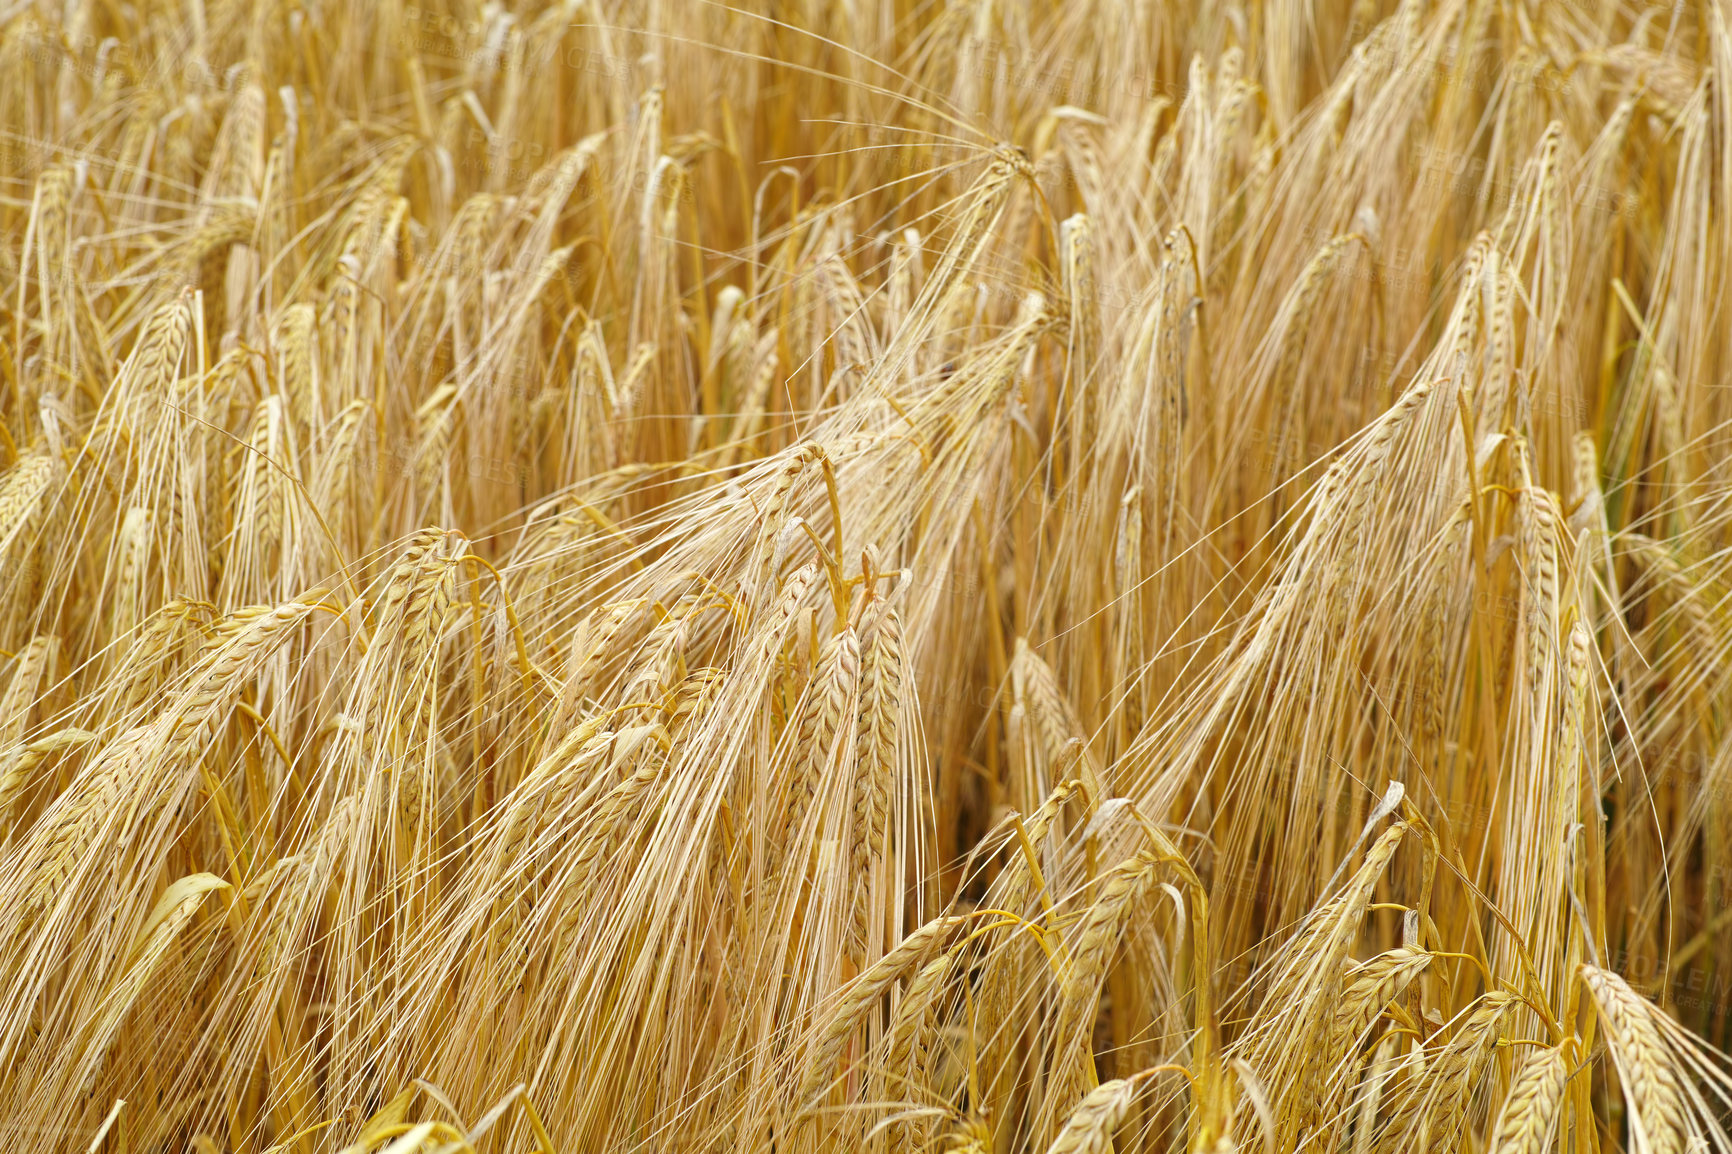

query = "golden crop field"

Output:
[[2, 0, 1731, 1150]]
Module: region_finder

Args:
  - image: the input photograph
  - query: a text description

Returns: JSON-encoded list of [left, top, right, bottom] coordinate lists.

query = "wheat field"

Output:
[[2, 0, 1731, 1150]]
